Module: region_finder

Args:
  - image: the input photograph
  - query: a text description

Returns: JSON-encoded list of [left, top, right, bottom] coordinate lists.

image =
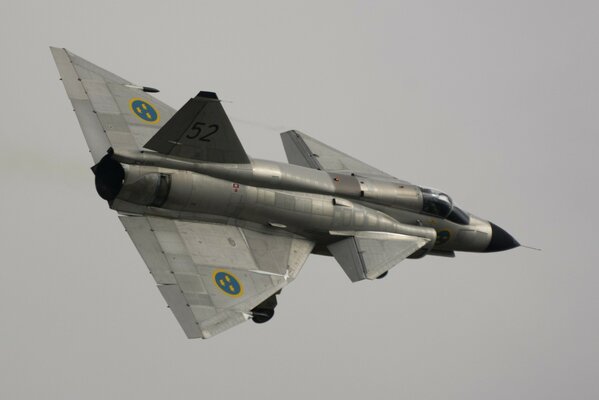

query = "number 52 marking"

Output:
[[186, 122, 219, 141]]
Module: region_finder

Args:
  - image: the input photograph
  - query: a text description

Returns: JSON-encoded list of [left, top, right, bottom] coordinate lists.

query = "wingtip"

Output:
[[49, 47, 71, 61]]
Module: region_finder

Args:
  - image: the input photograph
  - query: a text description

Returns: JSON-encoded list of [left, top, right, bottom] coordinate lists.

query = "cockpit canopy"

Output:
[[420, 187, 453, 218], [420, 187, 470, 225]]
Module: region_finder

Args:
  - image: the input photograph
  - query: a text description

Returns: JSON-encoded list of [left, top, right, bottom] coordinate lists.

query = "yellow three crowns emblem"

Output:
[[213, 270, 243, 297], [129, 98, 160, 124]]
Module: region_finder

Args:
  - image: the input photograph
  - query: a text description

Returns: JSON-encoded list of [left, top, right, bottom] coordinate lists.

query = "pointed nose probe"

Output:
[[485, 222, 520, 252]]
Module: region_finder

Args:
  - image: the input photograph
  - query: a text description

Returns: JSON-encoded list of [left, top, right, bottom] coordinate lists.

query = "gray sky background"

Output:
[[1, 1, 597, 399]]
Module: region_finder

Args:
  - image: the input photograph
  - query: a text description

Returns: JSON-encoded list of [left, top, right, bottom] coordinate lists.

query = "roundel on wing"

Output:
[[213, 270, 243, 297], [129, 98, 160, 124]]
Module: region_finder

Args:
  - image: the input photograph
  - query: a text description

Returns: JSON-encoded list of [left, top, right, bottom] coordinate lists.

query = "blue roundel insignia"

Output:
[[129, 98, 160, 124], [213, 270, 243, 297], [435, 230, 451, 245]]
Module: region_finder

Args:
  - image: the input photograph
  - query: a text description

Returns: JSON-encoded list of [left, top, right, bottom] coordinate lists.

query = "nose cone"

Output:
[[485, 222, 520, 252]]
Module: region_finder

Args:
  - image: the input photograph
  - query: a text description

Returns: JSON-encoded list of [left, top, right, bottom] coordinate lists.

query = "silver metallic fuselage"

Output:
[[100, 150, 495, 257]]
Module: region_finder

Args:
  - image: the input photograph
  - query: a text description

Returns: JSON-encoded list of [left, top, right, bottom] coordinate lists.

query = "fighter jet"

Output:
[[51, 48, 519, 339]]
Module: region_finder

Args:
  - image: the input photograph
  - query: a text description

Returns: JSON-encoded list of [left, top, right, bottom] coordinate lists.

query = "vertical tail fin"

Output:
[[144, 91, 251, 163]]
